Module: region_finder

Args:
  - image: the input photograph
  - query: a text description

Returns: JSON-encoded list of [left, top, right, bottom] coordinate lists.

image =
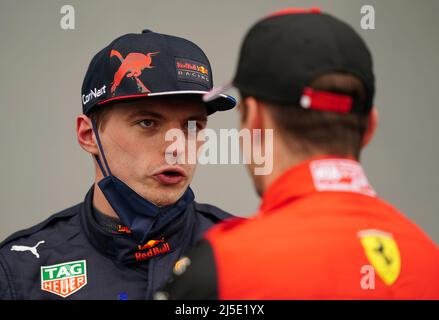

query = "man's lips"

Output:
[[152, 166, 187, 185]]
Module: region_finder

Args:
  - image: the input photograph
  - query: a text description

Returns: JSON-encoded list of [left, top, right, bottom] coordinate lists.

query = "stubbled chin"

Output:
[[137, 185, 188, 207], [147, 192, 185, 207]]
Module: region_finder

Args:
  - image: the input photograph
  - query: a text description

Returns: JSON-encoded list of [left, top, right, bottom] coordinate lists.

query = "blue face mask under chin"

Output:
[[91, 120, 194, 244]]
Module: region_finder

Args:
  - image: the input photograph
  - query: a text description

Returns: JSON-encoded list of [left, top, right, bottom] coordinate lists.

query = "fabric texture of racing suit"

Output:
[[160, 156, 439, 299], [0, 186, 232, 299]]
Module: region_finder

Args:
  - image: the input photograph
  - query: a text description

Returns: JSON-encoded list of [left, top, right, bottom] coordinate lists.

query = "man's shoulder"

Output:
[[192, 202, 235, 223], [0, 203, 82, 251], [0, 203, 84, 299]]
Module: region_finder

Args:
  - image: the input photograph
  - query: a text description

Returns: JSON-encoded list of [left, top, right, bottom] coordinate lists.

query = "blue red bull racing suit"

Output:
[[0, 186, 231, 299]]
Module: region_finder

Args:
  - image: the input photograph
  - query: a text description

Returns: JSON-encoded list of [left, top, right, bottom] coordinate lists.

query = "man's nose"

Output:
[[165, 143, 185, 160], [163, 129, 186, 164]]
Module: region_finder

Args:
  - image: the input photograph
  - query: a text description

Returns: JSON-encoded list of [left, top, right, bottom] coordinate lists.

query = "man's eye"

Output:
[[139, 120, 156, 128]]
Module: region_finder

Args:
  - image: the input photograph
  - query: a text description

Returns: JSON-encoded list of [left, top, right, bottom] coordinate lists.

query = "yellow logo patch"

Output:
[[358, 229, 401, 286]]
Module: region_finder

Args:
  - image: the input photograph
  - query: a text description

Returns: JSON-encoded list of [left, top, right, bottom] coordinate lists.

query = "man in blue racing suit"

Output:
[[0, 29, 236, 300]]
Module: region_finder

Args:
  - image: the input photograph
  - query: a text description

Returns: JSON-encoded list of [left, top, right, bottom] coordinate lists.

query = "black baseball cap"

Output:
[[204, 8, 375, 114], [82, 29, 236, 115]]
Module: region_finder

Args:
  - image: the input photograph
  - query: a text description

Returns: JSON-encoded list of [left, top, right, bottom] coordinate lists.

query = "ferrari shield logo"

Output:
[[41, 260, 87, 298], [358, 229, 401, 286]]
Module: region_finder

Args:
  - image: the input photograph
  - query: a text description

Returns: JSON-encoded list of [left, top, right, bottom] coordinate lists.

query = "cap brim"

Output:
[[203, 84, 234, 104], [96, 90, 236, 116], [148, 90, 236, 115]]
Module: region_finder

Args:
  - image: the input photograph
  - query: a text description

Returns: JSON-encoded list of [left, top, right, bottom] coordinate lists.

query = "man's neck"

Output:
[[259, 152, 307, 195]]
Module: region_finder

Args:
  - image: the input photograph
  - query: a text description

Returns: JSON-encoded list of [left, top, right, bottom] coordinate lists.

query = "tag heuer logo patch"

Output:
[[40, 260, 87, 298]]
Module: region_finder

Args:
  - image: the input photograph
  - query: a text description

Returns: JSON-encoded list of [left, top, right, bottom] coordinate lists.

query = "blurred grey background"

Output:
[[0, 0, 438, 243]]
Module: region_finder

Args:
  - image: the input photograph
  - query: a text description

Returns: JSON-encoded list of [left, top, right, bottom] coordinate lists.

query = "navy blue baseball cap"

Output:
[[81, 29, 236, 115], [205, 8, 375, 115]]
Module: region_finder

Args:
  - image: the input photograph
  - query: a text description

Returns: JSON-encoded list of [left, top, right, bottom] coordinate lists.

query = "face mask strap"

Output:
[[91, 119, 113, 178]]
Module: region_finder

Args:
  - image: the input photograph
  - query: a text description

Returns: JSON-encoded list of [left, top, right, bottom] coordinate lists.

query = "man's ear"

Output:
[[242, 96, 263, 131], [76, 115, 99, 155], [362, 107, 378, 148]]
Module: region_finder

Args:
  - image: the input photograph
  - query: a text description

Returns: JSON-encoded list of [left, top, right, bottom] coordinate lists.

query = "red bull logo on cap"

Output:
[[175, 58, 210, 87], [110, 50, 160, 95]]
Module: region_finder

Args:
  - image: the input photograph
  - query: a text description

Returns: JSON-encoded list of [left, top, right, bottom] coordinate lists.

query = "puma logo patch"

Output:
[[11, 240, 45, 258]]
